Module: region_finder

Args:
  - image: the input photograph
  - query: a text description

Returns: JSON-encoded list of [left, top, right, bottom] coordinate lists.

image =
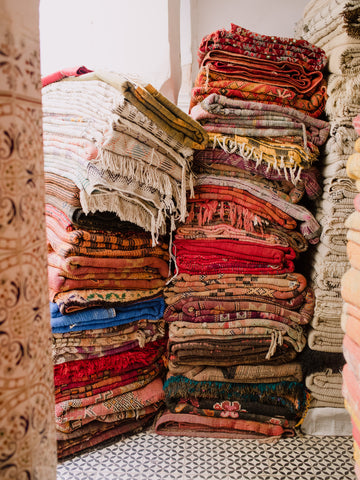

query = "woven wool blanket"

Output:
[[176, 223, 308, 253], [194, 162, 304, 203], [48, 250, 169, 279], [326, 73, 360, 120], [199, 50, 324, 94], [192, 93, 329, 145], [165, 400, 297, 428], [55, 364, 164, 406], [43, 74, 203, 243], [193, 176, 320, 241], [166, 272, 307, 300], [54, 360, 164, 403], [297, 345, 345, 377], [164, 290, 314, 322], [53, 326, 165, 364], [48, 266, 166, 294], [191, 78, 327, 117], [168, 319, 306, 358], [46, 195, 145, 233], [347, 241, 360, 271], [198, 24, 326, 70], [55, 372, 164, 420], [56, 378, 164, 433], [206, 133, 319, 182], [57, 414, 154, 459], [297, 0, 360, 47], [194, 149, 322, 200], [306, 369, 345, 407], [155, 411, 295, 439], [54, 338, 165, 386], [163, 376, 308, 420], [50, 296, 165, 332], [167, 361, 303, 383], [169, 337, 299, 366], [307, 327, 344, 353]]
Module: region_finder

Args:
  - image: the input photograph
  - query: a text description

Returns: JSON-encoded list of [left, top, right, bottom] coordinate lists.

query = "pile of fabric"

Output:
[[155, 25, 329, 439], [42, 67, 208, 457], [342, 115, 360, 479], [296, 0, 358, 435]]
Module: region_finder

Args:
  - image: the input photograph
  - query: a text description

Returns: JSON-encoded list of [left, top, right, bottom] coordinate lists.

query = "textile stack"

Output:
[[342, 115, 360, 478], [41, 68, 208, 457], [155, 25, 329, 439], [296, 0, 360, 435]]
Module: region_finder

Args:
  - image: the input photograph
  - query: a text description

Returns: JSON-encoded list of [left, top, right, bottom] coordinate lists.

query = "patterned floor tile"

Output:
[[57, 432, 356, 480]]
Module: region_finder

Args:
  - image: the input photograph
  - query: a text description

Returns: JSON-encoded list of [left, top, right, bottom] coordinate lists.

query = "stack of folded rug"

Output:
[[296, 0, 358, 435], [155, 25, 329, 439], [342, 115, 360, 478], [42, 67, 208, 457]]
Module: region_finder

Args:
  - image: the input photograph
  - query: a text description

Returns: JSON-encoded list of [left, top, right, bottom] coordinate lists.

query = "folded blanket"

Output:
[[326, 72, 360, 120], [199, 51, 324, 95], [191, 72, 327, 117], [198, 24, 327, 70], [167, 361, 302, 384], [54, 361, 163, 403], [164, 291, 314, 324], [343, 363, 360, 419], [168, 319, 306, 359], [57, 414, 153, 459], [166, 272, 307, 300], [172, 237, 296, 275], [305, 369, 344, 407], [192, 178, 320, 242], [48, 250, 169, 279], [54, 338, 165, 387], [56, 377, 164, 433], [163, 376, 309, 422], [176, 222, 308, 253], [192, 93, 329, 145], [42, 65, 92, 87], [307, 327, 344, 353], [50, 296, 165, 332], [48, 265, 166, 293], [194, 149, 322, 200], [297, 0, 360, 48], [297, 345, 345, 377], [155, 411, 295, 438]]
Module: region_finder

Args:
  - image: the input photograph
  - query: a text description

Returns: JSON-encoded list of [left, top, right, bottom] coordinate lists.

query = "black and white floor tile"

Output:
[[57, 432, 356, 480]]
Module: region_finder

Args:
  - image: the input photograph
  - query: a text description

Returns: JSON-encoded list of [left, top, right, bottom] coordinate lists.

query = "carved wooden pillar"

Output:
[[0, 0, 57, 477]]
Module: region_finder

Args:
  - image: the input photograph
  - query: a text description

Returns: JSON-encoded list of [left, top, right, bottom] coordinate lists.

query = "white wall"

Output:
[[39, 0, 310, 103]]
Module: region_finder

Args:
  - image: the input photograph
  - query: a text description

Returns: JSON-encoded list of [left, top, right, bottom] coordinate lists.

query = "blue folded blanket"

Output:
[[50, 297, 166, 333]]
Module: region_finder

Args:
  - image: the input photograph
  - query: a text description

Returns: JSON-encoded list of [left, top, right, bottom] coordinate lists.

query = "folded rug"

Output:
[[163, 376, 309, 422], [194, 149, 322, 200], [167, 361, 303, 384], [198, 53, 325, 95], [198, 24, 327, 70], [48, 250, 170, 279], [164, 291, 314, 324], [307, 327, 344, 353], [155, 411, 294, 438], [57, 413, 154, 459], [54, 338, 165, 387], [305, 369, 344, 407], [50, 296, 166, 332]]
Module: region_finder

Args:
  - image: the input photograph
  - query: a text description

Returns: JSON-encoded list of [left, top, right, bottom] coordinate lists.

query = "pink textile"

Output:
[[42, 66, 92, 87]]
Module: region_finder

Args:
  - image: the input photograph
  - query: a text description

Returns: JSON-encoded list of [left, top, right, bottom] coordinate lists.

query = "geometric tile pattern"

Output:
[[57, 432, 356, 480]]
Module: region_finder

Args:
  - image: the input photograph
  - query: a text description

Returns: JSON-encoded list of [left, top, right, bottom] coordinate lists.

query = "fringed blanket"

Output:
[[191, 93, 330, 145], [194, 149, 322, 200]]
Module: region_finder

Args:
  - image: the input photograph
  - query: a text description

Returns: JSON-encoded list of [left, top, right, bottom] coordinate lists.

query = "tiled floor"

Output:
[[57, 431, 355, 480]]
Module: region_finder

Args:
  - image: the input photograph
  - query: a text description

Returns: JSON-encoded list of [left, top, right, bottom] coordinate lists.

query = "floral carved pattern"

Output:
[[0, 8, 57, 480]]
